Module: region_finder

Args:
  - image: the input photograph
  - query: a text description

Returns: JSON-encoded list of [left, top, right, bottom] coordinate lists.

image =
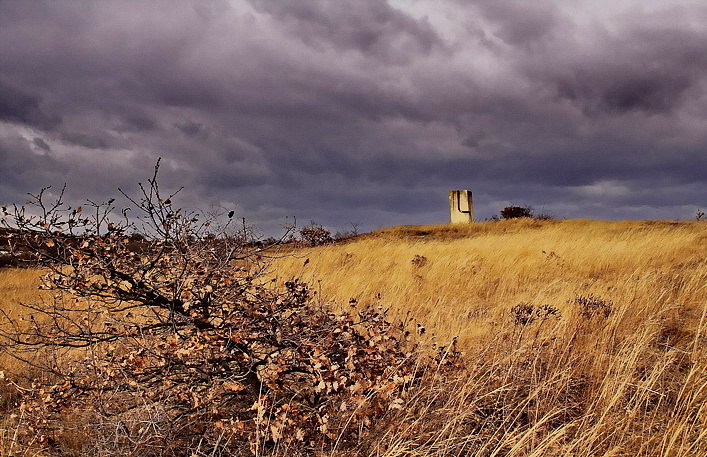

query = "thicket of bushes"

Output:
[[0, 164, 459, 456]]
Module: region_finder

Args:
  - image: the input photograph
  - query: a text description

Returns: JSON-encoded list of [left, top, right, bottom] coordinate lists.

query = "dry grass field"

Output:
[[270, 219, 707, 456], [0, 219, 705, 456], [273, 219, 706, 347], [0, 268, 47, 375]]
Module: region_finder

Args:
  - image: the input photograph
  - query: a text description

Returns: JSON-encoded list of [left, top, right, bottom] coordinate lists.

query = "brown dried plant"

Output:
[[0, 161, 455, 456]]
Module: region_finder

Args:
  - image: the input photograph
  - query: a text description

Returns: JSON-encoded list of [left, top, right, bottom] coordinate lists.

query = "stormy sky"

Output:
[[1, 0, 706, 234]]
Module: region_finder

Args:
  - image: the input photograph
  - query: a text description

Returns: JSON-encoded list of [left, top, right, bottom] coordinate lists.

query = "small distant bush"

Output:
[[511, 303, 536, 325], [299, 221, 333, 246], [534, 211, 555, 221], [511, 303, 561, 325], [500, 205, 534, 219], [571, 295, 613, 319], [411, 254, 428, 267]]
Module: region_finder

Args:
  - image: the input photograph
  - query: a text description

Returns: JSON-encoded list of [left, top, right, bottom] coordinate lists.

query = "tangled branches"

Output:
[[0, 162, 456, 456]]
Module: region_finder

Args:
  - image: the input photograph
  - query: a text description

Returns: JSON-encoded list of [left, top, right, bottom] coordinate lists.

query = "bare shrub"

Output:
[[511, 302, 536, 326], [534, 211, 555, 221], [571, 295, 613, 319], [500, 205, 534, 219], [0, 162, 455, 456], [298, 221, 333, 246], [411, 255, 427, 268], [511, 303, 561, 326]]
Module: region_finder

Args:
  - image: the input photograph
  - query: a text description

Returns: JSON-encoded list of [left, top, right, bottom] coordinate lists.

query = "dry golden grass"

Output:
[[0, 269, 48, 456], [0, 219, 705, 456], [273, 219, 707, 348], [270, 219, 707, 457], [0, 268, 47, 376], [0, 268, 45, 313]]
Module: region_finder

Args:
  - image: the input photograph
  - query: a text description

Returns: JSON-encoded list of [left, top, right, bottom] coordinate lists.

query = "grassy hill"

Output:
[[272, 219, 707, 348], [268, 219, 707, 456], [1, 219, 705, 456]]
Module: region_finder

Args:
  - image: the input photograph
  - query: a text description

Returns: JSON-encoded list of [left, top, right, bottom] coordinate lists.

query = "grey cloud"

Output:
[[119, 114, 158, 133], [32, 137, 51, 152], [60, 132, 112, 150], [549, 54, 703, 116], [523, 20, 707, 115], [248, 0, 443, 61], [474, 0, 562, 47], [0, 80, 61, 130], [0, 0, 705, 234], [0, 135, 66, 194], [176, 122, 205, 137]]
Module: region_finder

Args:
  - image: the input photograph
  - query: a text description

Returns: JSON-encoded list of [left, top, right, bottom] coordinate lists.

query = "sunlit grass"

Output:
[[270, 219, 707, 456], [273, 219, 707, 348], [1, 219, 705, 456], [0, 268, 48, 376]]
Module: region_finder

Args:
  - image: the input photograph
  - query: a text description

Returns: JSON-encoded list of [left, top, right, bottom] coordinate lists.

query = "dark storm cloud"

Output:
[[32, 137, 51, 152], [248, 0, 443, 60], [0, 0, 705, 234], [176, 122, 205, 138], [0, 80, 61, 130], [60, 132, 112, 150], [473, 0, 563, 47], [530, 26, 707, 115]]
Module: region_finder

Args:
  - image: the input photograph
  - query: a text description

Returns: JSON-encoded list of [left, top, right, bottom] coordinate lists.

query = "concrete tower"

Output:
[[449, 190, 473, 223]]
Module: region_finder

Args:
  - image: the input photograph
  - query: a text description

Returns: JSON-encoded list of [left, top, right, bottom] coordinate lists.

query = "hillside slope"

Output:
[[1, 219, 706, 455], [269, 220, 707, 455], [273, 219, 707, 347]]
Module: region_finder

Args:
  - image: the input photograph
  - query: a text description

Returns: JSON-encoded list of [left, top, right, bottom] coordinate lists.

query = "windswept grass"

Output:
[[0, 268, 45, 313], [0, 219, 705, 456], [0, 268, 47, 375], [270, 219, 707, 456], [273, 219, 706, 348]]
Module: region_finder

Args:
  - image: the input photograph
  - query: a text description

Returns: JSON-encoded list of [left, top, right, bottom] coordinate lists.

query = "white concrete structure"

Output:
[[449, 190, 473, 223]]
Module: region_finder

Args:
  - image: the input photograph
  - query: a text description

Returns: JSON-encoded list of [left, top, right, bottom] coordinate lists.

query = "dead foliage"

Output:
[[0, 161, 459, 456]]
